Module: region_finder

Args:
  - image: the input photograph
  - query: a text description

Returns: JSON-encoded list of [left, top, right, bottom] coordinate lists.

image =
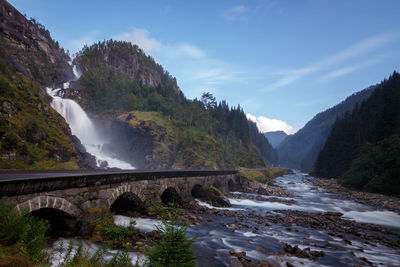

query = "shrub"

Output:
[[0, 198, 49, 264], [2, 132, 19, 149], [145, 204, 197, 267], [56, 240, 135, 267]]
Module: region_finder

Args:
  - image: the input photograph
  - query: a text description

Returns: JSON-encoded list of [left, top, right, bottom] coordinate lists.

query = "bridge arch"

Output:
[[110, 192, 146, 214], [16, 195, 81, 218], [161, 186, 183, 206], [191, 184, 204, 198], [108, 184, 146, 208]]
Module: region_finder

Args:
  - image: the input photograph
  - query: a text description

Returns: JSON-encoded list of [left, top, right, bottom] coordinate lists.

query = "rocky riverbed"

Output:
[[311, 178, 400, 215], [47, 172, 400, 267]]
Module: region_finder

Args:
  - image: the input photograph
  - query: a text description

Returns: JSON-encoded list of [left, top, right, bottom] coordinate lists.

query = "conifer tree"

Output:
[[145, 204, 197, 267]]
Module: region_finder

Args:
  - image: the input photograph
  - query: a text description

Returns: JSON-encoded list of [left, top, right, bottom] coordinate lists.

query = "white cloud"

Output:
[[247, 113, 293, 134], [319, 55, 388, 81], [222, 5, 249, 21], [263, 31, 399, 91], [114, 28, 162, 56], [164, 43, 206, 59], [115, 28, 205, 60]]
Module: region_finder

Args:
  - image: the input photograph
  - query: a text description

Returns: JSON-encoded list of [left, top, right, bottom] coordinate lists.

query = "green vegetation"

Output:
[[206, 185, 223, 196], [313, 72, 400, 196], [340, 135, 400, 195], [238, 168, 290, 185], [0, 198, 49, 266], [0, 61, 79, 169], [0, 199, 137, 266], [56, 240, 134, 267], [145, 205, 197, 267], [74, 40, 277, 169]]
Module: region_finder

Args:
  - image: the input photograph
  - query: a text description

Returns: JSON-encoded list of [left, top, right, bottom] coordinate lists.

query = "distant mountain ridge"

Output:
[[264, 131, 288, 148], [277, 84, 377, 171]]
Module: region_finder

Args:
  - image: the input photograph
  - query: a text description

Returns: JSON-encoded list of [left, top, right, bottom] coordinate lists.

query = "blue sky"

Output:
[[9, 0, 400, 133]]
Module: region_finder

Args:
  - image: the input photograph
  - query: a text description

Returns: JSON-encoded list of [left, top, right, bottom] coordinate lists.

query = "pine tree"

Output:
[[144, 205, 197, 267]]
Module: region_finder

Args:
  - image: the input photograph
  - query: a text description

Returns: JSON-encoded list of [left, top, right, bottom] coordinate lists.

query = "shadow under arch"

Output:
[[30, 208, 75, 236], [110, 192, 146, 215], [161, 187, 182, 206]]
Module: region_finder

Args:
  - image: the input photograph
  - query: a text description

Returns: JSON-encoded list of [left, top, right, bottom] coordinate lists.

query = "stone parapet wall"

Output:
[[1, 171, 237, 217]]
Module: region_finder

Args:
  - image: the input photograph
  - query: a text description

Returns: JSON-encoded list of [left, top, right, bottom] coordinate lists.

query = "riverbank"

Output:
[[311, 178, 400, 214]]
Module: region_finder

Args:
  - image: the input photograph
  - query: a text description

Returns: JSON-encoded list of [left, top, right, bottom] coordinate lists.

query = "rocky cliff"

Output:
[[0, 0, 72, 85], [0, 0, 95, 169]]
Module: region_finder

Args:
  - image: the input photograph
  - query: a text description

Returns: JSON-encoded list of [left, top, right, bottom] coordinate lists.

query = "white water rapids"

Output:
[[46, 65, 135, 169]]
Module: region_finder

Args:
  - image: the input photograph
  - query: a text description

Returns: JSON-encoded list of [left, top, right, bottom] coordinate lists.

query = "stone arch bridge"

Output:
[[0, 170, 238, 218]]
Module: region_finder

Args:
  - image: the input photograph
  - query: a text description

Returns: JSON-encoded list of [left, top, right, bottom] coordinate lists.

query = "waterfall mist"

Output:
[[46, 65, 135, 169]]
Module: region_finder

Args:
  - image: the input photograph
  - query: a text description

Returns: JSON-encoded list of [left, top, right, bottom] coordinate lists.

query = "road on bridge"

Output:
[[0, 169, 238, 182]]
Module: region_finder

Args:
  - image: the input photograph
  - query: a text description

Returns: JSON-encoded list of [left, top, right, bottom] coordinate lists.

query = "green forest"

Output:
[[313, 72, 400, 195]]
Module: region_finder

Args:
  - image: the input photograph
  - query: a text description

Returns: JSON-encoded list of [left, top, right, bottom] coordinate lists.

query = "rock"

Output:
[[283, 243, 324, 260], [259, 260, 275, 267], [0, 101, 16, 117], [71, 135, 98, 169], [192, 184, 231, 207], [75, 206, 109, 237], [229, 249, 246, 258]]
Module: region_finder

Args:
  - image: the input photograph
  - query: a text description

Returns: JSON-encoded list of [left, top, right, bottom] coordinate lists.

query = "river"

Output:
[[48, 172, 400, 266]]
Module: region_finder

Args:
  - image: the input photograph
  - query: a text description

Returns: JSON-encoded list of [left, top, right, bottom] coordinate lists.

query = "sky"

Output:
[[8, 0, 400, 134]]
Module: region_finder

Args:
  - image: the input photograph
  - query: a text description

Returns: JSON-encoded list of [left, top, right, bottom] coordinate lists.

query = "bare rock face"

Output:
[[101, 119, 177, 170], [0, 0, 73, 84], [0, 101, 16, 117]]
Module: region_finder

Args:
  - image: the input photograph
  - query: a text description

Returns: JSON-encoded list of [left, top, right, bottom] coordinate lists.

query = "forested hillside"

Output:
[[264, 131, 287, 148], [313, 72, 400, 195], [69, 40, 277, 169], [277, 84, 376, 171]]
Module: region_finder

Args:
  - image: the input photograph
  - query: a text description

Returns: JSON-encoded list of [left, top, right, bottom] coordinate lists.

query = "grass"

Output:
[[0, 61, 79, 170], [238, 168, 291, 185]]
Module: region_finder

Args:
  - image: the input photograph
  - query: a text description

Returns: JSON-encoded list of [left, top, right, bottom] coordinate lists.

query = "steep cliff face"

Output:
[[0, 1, 95, 169], [0, 0, 73, 85]]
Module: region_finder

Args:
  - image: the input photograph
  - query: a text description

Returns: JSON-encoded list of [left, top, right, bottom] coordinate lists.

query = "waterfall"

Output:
[[46, 65, 135, 169]]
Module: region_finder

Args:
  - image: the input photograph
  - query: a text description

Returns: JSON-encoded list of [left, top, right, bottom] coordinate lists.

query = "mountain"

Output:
[[0, 0, 95, 169], [70, 40, 276, 169], [264, 131, 287, 148], [277, 84, 376, 171], [0, 0, 276, 170], [313, 72, 400, 195]]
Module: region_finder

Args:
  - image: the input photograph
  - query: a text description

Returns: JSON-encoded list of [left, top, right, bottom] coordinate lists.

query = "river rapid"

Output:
[[48, 172, 400, 266]]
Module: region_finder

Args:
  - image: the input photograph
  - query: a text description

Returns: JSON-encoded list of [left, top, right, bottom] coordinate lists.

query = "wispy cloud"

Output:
[[247, 113, 294, 134], [114, 28, 162, 56], [319, 54, 389, 81], [221, 5, 249, 21], [221, 1, 280, 22], [115, 28, 206, 60], [263, 31, 399, 91], [164, 43, 206, 59]]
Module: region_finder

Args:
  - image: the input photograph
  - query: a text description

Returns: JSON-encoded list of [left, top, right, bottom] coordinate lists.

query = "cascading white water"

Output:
[[46, 64, 135, 169]]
